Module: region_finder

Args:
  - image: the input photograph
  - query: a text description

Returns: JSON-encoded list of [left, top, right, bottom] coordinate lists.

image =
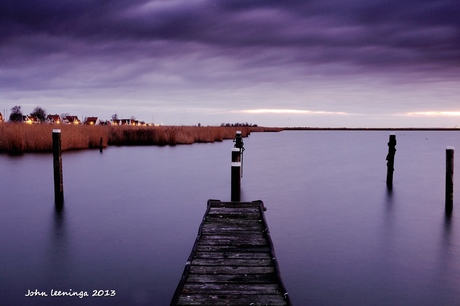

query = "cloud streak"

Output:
[[237, 109, 350, 115]]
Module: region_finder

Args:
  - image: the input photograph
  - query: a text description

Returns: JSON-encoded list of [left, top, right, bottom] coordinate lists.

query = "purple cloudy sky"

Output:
[[1, 0, 459, 127]]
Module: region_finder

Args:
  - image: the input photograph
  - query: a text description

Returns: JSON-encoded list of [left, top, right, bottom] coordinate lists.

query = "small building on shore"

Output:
[[47, 114, 61, 124], [23, 115, 40, 124], [121, 119, 134, 126], [65, 116, 81, 125], [84, 117, 98, 125]]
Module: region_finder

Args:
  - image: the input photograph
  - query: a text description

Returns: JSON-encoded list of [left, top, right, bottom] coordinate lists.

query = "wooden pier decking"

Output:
[[171, 200, 291, 306]]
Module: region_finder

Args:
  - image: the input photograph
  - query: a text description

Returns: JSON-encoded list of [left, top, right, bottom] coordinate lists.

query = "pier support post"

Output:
[[53, 129, 64, 205], [100, 137, 103, 153], [231, 148, 241, 202], [386, 134, 397, 188], [446, 146, 454, 213]]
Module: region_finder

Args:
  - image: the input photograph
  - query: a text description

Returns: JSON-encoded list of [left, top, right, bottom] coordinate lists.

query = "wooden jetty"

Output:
[[171, 200, 291, 306]]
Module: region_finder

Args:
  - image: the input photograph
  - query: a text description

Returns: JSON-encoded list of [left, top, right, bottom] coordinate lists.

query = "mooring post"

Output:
[[231, 147, 241, 202], [53, 129, 64, 205], [100, 137, 103, 153], [386, 134, 397, 188], [446, 146, 454, 213]]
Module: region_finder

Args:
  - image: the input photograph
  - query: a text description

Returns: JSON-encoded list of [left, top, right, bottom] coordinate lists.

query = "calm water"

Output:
[[1, 131, 460, 305]]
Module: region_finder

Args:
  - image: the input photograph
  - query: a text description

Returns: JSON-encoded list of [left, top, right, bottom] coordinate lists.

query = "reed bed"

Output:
[[0, 124, 280, 154]]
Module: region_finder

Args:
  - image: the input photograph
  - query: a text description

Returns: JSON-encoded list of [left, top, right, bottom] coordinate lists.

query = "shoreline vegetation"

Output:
[[1, 124, 458, 154], [283, 127, 460, 131], [0, 124, 282, 154]]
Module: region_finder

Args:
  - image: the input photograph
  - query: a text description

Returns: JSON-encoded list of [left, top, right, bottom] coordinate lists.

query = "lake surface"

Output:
[[1, 130, 460, 305]]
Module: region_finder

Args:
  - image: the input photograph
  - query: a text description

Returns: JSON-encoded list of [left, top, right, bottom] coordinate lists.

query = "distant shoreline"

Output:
[[0, 124, 280, 154], [281, 127, 460, 131]]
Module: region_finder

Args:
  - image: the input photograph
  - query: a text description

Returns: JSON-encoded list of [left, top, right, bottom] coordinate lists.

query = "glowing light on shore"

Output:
[[236, 109, 349, 115], [405, 111, 460, 117]]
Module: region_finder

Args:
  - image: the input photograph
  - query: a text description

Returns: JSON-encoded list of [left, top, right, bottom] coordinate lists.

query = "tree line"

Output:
[[7, 105, 47, 122], [3, 105, 138, 124]]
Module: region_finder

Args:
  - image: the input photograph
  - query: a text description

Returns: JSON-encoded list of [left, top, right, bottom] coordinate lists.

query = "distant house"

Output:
[[111, 119, 121, 126], [84, 117, 98, 125], [121, 119, 133, 126], [99, 120, 111, 125], [23, 115, 40, 124], [47, 114, 61, 124], [65, 116, 81, 125]]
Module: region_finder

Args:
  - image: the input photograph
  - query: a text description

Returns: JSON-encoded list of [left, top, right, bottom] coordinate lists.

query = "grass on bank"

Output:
[[0, 124, 281, 154]]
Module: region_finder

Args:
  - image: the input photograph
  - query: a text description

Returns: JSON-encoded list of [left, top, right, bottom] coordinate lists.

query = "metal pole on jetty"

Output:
[[231, 131, 245, 202], [53, 129, 64, 205], [231, 148, 241, 202], [446, 146, 454, 213], [386, 134, 397, 188]]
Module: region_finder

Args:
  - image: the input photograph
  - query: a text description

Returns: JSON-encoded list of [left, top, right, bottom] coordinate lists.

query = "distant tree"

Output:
[[111, 113, 118, 120], [9, 105, 23, 122], [30, 106, 47, 122]]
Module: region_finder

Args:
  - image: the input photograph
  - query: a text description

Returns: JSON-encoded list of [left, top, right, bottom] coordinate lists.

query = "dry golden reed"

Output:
[[0, 124, 110, 153], [0, 124, 280, 154]]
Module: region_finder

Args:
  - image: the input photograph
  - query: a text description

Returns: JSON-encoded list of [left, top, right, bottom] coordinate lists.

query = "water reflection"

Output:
[[46, 203, 69, 285], [445, 204, 453, 217], [435, 209, 459, 305], [444, 211, 452, 243], [385, 185, 394, 210]]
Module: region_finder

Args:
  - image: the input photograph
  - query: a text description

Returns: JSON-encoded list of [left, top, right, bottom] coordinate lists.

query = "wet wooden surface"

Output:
[[171, 200, 291, 306]]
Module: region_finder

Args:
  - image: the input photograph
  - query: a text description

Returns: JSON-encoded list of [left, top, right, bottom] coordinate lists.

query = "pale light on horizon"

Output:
[[405, 111, 460, 117], [236, 109, 350, 115]]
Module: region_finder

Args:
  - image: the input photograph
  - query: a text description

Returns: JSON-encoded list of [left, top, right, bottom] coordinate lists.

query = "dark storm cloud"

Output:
[[1, 0, 458, 74], [1, 0, 459, 127]]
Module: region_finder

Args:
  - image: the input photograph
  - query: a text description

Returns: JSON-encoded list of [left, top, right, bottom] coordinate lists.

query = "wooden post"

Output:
[[53, 129, 64, 205], [386, 134, 397, 188], [231, 148, 241, 202], [446, 146, 454, 213], [100, 137, 103, 153]]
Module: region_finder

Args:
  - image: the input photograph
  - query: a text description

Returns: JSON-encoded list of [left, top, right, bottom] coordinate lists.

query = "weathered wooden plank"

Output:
[[202, 218, 264, 226], [202, 225, 263, 232], [202, 221, 263, 227], [195, 244, 271, 253], [198, 235, 266, 246], [190, 258, 273, 266], [182, 283, 283, 294], [193, 251, 272, 259], [206, 214, 261, 220], [189, 265, 275, 275], [201, 225, 265, 234], [208, 207, 260, 214], [201, 228, 263, 235], [208, 202, 261, 209], [177, 295, 288, 306], [200, 233, 265, 239], [185, 274, 278, 284]]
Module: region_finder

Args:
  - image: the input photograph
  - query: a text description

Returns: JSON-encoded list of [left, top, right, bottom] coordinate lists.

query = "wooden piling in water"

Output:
[[100, 137, 103, 153], [446, 146, 454, 213], [386, 134, 397, 188], [231, 148, 241, 202], [52, 129, 64, 205]]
